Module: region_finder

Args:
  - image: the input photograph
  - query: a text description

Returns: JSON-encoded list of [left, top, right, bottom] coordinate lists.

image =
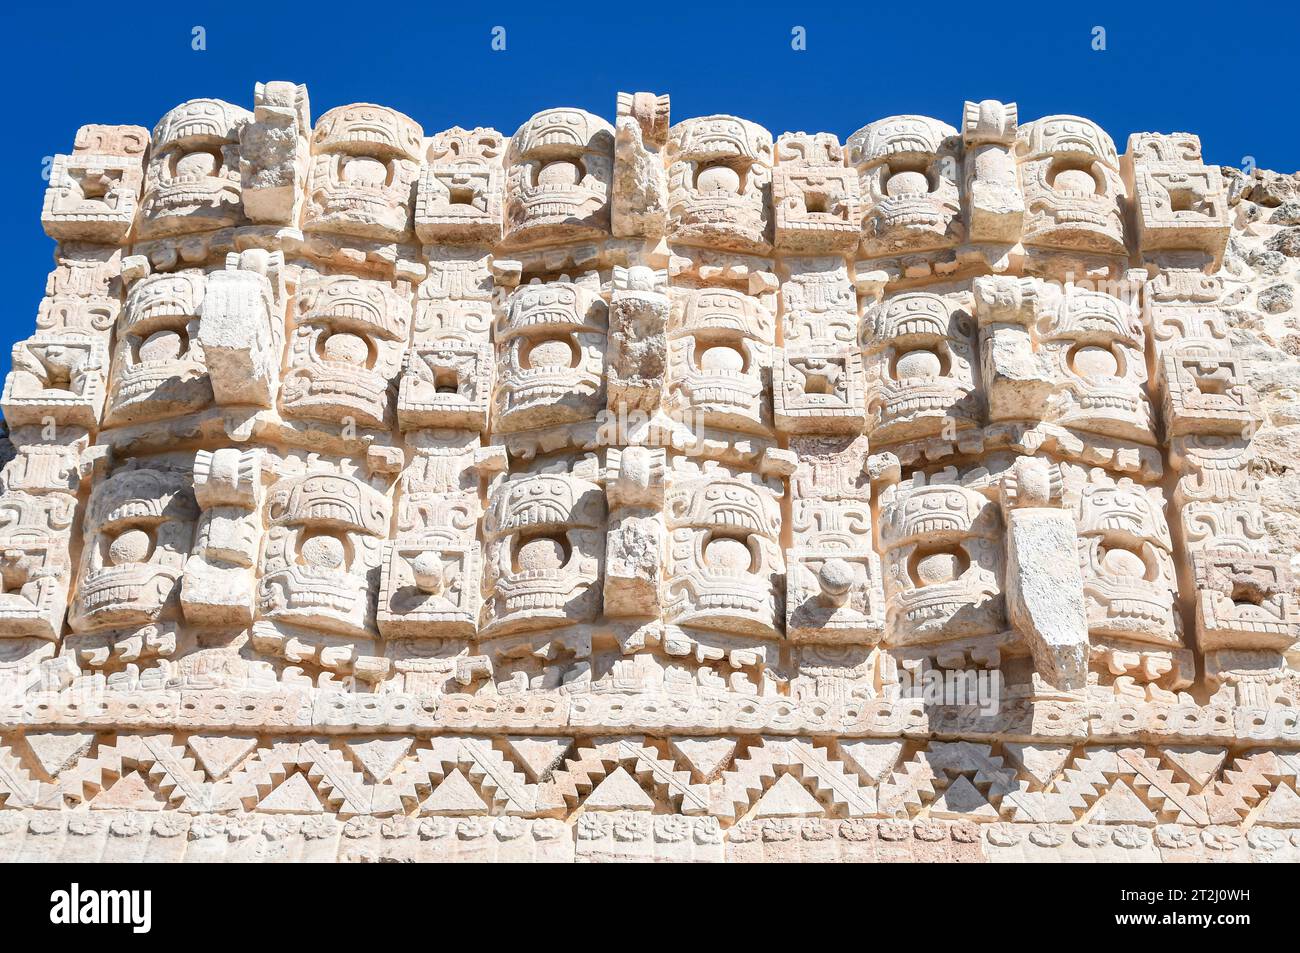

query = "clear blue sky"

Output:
[[2, 1, 1296, 375]]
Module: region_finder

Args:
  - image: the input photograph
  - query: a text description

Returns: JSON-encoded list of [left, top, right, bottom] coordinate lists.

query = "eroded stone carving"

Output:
[[2, 87, 1297, 862]]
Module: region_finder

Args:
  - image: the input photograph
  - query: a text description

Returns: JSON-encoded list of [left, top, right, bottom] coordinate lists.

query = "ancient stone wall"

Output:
[[1, 86, 1298, 862]]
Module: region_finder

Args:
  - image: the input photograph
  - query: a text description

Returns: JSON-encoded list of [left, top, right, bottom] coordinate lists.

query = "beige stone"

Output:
[[1, 86, 1297, 862]]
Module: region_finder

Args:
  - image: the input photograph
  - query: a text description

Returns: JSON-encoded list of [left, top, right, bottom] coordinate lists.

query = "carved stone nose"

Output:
[[818, 558, 855, 606]]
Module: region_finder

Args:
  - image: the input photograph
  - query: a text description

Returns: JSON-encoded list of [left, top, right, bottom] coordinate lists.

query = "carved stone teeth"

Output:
[[14, 93, 1294, 853]]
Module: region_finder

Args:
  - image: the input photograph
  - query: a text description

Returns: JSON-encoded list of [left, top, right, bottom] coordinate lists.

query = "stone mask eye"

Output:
[[106, 526, 153, 565], [137, 326, 188, 363], [908, 545, 969, 587], [340, 155, 388, 188], [513, 533, 568, 573], [299, 531, 349, 571], [321, 330, 371, 366], [171, 148, 220, 179]]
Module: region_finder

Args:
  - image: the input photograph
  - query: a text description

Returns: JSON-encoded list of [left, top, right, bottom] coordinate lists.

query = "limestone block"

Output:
[[603, 514, 664, 617], [1015, 115, 1125, 256], [198, 257, 280, 408], [613, 92, 670, 238], [397, 342, 493, 431], [667, 115, 772, 253], [1123, 133, 1230, 264], [377, 539, 481, 638], [1, 333, 109, 429], [240, 81, 311, 225], [42, 151, 145, 243], [1000, 460, 1089, 689], [1159, 353, 1259, 438], [772, 135, 860, 254], [773, 348, 866, 435], [848, 115, 961, 258], [962, 100, 1023, 245], [493, 281, 607, 432], [606, 267, 668, 413], [181, 448, 264, 626], [504, 108, 613, 248], [415, 126, 506, 244], [106, 271, 212, 426], [1193, 552, 1297, 652]]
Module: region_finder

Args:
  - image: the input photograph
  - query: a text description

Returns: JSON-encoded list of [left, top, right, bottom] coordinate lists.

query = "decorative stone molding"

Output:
[[2, 87, 1297, 862]]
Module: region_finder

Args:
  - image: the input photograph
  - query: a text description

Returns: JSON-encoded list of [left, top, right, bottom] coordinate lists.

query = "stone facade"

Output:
[[1, 86, 1299, 863]]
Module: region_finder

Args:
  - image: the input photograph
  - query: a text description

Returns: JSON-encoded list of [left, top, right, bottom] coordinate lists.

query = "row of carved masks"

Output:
[[1015, 116, 1126, 255], [1069, 470, 1179, 648], [138, 101, 611, 246], [660, 111, 1122, 260], [841, 112, 1127, 259], [140, 99, 251, 238], [664, 463, 783, 637], [70, 466, 397, 642], [304, 103, 424, 241], [504, 108, 614, 248], [877, 473, 1005, 647], [847, 115, 963, 257], [281, 274, 412, 429], [258, 473, 390, 638], [666, 115, 774, 253], [862, 292, 981, 444], [104, 268, 408, 430], [666, 288, 775, 436], [482, 472, 606, 637], [493, 281, 607, 433], [132, 98, 1137, 261], [139, 98, 435, 242], [70, 469, 199, 632]]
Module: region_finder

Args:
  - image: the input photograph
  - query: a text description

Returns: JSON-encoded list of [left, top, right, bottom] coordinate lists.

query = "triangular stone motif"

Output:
[[1089, 779, 1157, 825], [1255, 783, 1300, 826], [92, 770, 168, 811], [347, 737, 413, 783], [187, 735, 259, 782], [258, 772, 325, 814], [503, 736, 573, 783], [1161, 746, 1228, 789], [839, 739, 905, 784], [24, 731, 95, 779], [670, 738, 737, 782], [930, 775, 998, 819], [1001, 743, 1073, 789], [753, 772, 825, 818], [584, 766, 655, 812], [422, 770, 488, 815]]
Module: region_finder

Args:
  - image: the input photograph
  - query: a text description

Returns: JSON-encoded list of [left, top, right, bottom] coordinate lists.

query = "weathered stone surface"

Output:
[[1, 88, 1298, 863]]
